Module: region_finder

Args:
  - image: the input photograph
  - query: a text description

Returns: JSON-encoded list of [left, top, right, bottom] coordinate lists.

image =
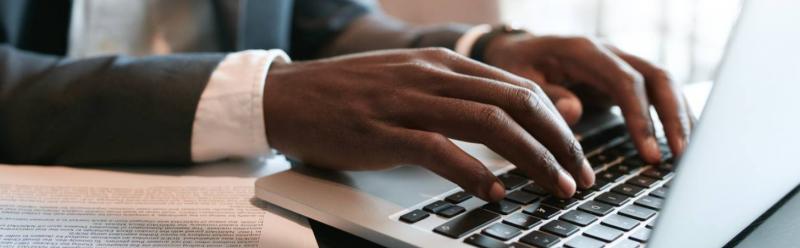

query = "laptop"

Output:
[[255, 0, 800, 247]]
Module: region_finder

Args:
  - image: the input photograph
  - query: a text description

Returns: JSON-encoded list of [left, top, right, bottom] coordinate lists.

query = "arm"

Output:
[[290, 0, 470, 59], [0, 44, 224, 165]]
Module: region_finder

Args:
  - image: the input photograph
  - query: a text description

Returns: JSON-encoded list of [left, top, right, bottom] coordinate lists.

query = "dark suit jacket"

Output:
[[0, 0, 465, 166]]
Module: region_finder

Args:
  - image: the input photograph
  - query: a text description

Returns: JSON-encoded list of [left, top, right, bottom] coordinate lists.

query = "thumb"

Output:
[[542, 84, 583, 125]]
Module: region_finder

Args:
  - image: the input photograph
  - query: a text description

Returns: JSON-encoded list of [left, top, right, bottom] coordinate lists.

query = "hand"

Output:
[[263, 48, 594, 201], [484, 34, 694, 163]]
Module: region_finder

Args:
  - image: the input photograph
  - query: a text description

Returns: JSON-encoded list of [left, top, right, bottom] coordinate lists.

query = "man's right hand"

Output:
[[262, 48, 594, 202]]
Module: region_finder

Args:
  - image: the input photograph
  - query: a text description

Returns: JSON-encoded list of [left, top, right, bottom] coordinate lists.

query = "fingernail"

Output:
[[646, 137, 662, 162], [556, 99, 580, 118], [489, 181, 506, 202], [678, 138, 688, 153], [580, 159, 595, 188], [557, 169, 577, 198], [556, 99, 573, 113]]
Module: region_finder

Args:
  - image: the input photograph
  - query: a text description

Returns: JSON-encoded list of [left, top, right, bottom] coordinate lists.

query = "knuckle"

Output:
[[475, 106, 508, 129], [539, 153, 561, 176], [528, 83, 544, 94], [652, 69, 671, 82], [397, 60, 439, 74], [567, 138, 586, 162], [563, 36, 595, 49], [414, 132, 450, 162], [509, 88, 541, 114], [418, 47, 462, 63], [418, 47, 452, 57], [617, 70, 646, 92]]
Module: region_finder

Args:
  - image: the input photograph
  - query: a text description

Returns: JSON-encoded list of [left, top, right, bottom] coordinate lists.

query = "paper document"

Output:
[[0, 164, 316, 248]]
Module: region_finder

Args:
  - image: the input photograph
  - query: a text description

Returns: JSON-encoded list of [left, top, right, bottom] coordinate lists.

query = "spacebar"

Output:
[[433, 209, 500, 238]]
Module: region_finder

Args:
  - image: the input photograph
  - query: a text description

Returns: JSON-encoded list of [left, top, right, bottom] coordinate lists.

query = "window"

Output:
[[499, 0, 741, 84]]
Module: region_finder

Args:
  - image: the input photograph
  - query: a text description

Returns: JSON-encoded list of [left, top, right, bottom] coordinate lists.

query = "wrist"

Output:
[[469, 25, 528, 63], [483, 31, 534, 67]]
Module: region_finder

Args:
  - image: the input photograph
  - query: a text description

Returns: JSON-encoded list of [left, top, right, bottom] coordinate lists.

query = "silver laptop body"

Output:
[[256, 0, 800, 247]]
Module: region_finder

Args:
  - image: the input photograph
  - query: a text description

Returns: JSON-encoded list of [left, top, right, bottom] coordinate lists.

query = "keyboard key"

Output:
[[504, 213, 543, 230], [540, 220, 579, 237], [627, 176, 658, 188], [542, 197, 580, 209], [464, 234, 508, 248], [573, 189, 597, 200], [564, 236, 605, 248], [483, 200, 522, 215], [524, 205, 561, 219], [445, 191, 473, 204], [629, 228, 652, 242], [591, 179, 613, 191], [602, 214, 640, 231], [612, 184, 646, 197], [609, 162, 641, 175], [589, 152, 618, 166], [645, 215, 659, 226], [619, 205, 656, 221], [560, 210, 598, 226], [649, 187, 668, 198], [583, 224, 623, 242], [509, 242, 536, 248], [595, 192, 631, 207], [657, 162, 675, 172], [434, 209, 501, 238], [641, 168, 671, 180], [506, 190, 540, 205], [519, 230, 560, 248], [399, 209, 429, 223], [578, 201, 615, 216], [579, 123, 627, 154], [499, 174, 529, 190], [424, 200, 453, 213], [612, 239, 641, 248], [509, 168, 526, 176], [438, 205, 466, 218], [621, 157, 645, 167], [522, 184, 549, 195], [635, 196, 664, 210], [483, 222, 522, 241], [597, 170, 624, 182]]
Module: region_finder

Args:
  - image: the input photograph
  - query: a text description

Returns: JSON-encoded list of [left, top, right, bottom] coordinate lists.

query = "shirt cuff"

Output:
[[454, 24, 492, 57], [191, 49, 291, 162]]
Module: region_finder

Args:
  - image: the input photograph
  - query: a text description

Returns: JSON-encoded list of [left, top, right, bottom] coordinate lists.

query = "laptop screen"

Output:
[[650, 0, 800, 247]]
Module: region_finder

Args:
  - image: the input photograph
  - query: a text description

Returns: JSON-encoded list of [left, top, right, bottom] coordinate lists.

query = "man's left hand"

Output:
[[484, 33, 693, 164]]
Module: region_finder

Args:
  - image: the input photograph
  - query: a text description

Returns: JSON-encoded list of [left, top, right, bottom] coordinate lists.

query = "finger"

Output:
[[560, 44, 662, 163], [504, 66, 583, 125], [387, 127, 505, 202], [417, 68, 594, 190], [389, 93, 577, 198], [541, 84, 583, 125], [416, 48, 564, 119], [610, 47, 692, 156]]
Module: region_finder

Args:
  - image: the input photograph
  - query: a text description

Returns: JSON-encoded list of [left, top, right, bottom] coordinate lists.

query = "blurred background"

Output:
[[380, 0, 742, 85]]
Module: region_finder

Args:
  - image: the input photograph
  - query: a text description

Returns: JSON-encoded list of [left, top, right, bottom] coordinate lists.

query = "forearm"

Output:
[[317, 13, 471, 57], [0, 45, 223, 166]]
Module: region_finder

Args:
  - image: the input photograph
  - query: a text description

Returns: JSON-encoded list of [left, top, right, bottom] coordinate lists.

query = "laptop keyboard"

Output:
[[395, 123, 676, 248]]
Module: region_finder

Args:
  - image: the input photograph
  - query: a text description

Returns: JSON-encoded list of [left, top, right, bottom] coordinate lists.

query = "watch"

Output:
[[469, 24, 527, 63]]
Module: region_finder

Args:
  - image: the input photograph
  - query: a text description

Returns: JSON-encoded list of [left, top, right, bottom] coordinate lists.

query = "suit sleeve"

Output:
[[290, 0, 470, 59], [290, 0, 372, 59], [0, 44, 225, 166]]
